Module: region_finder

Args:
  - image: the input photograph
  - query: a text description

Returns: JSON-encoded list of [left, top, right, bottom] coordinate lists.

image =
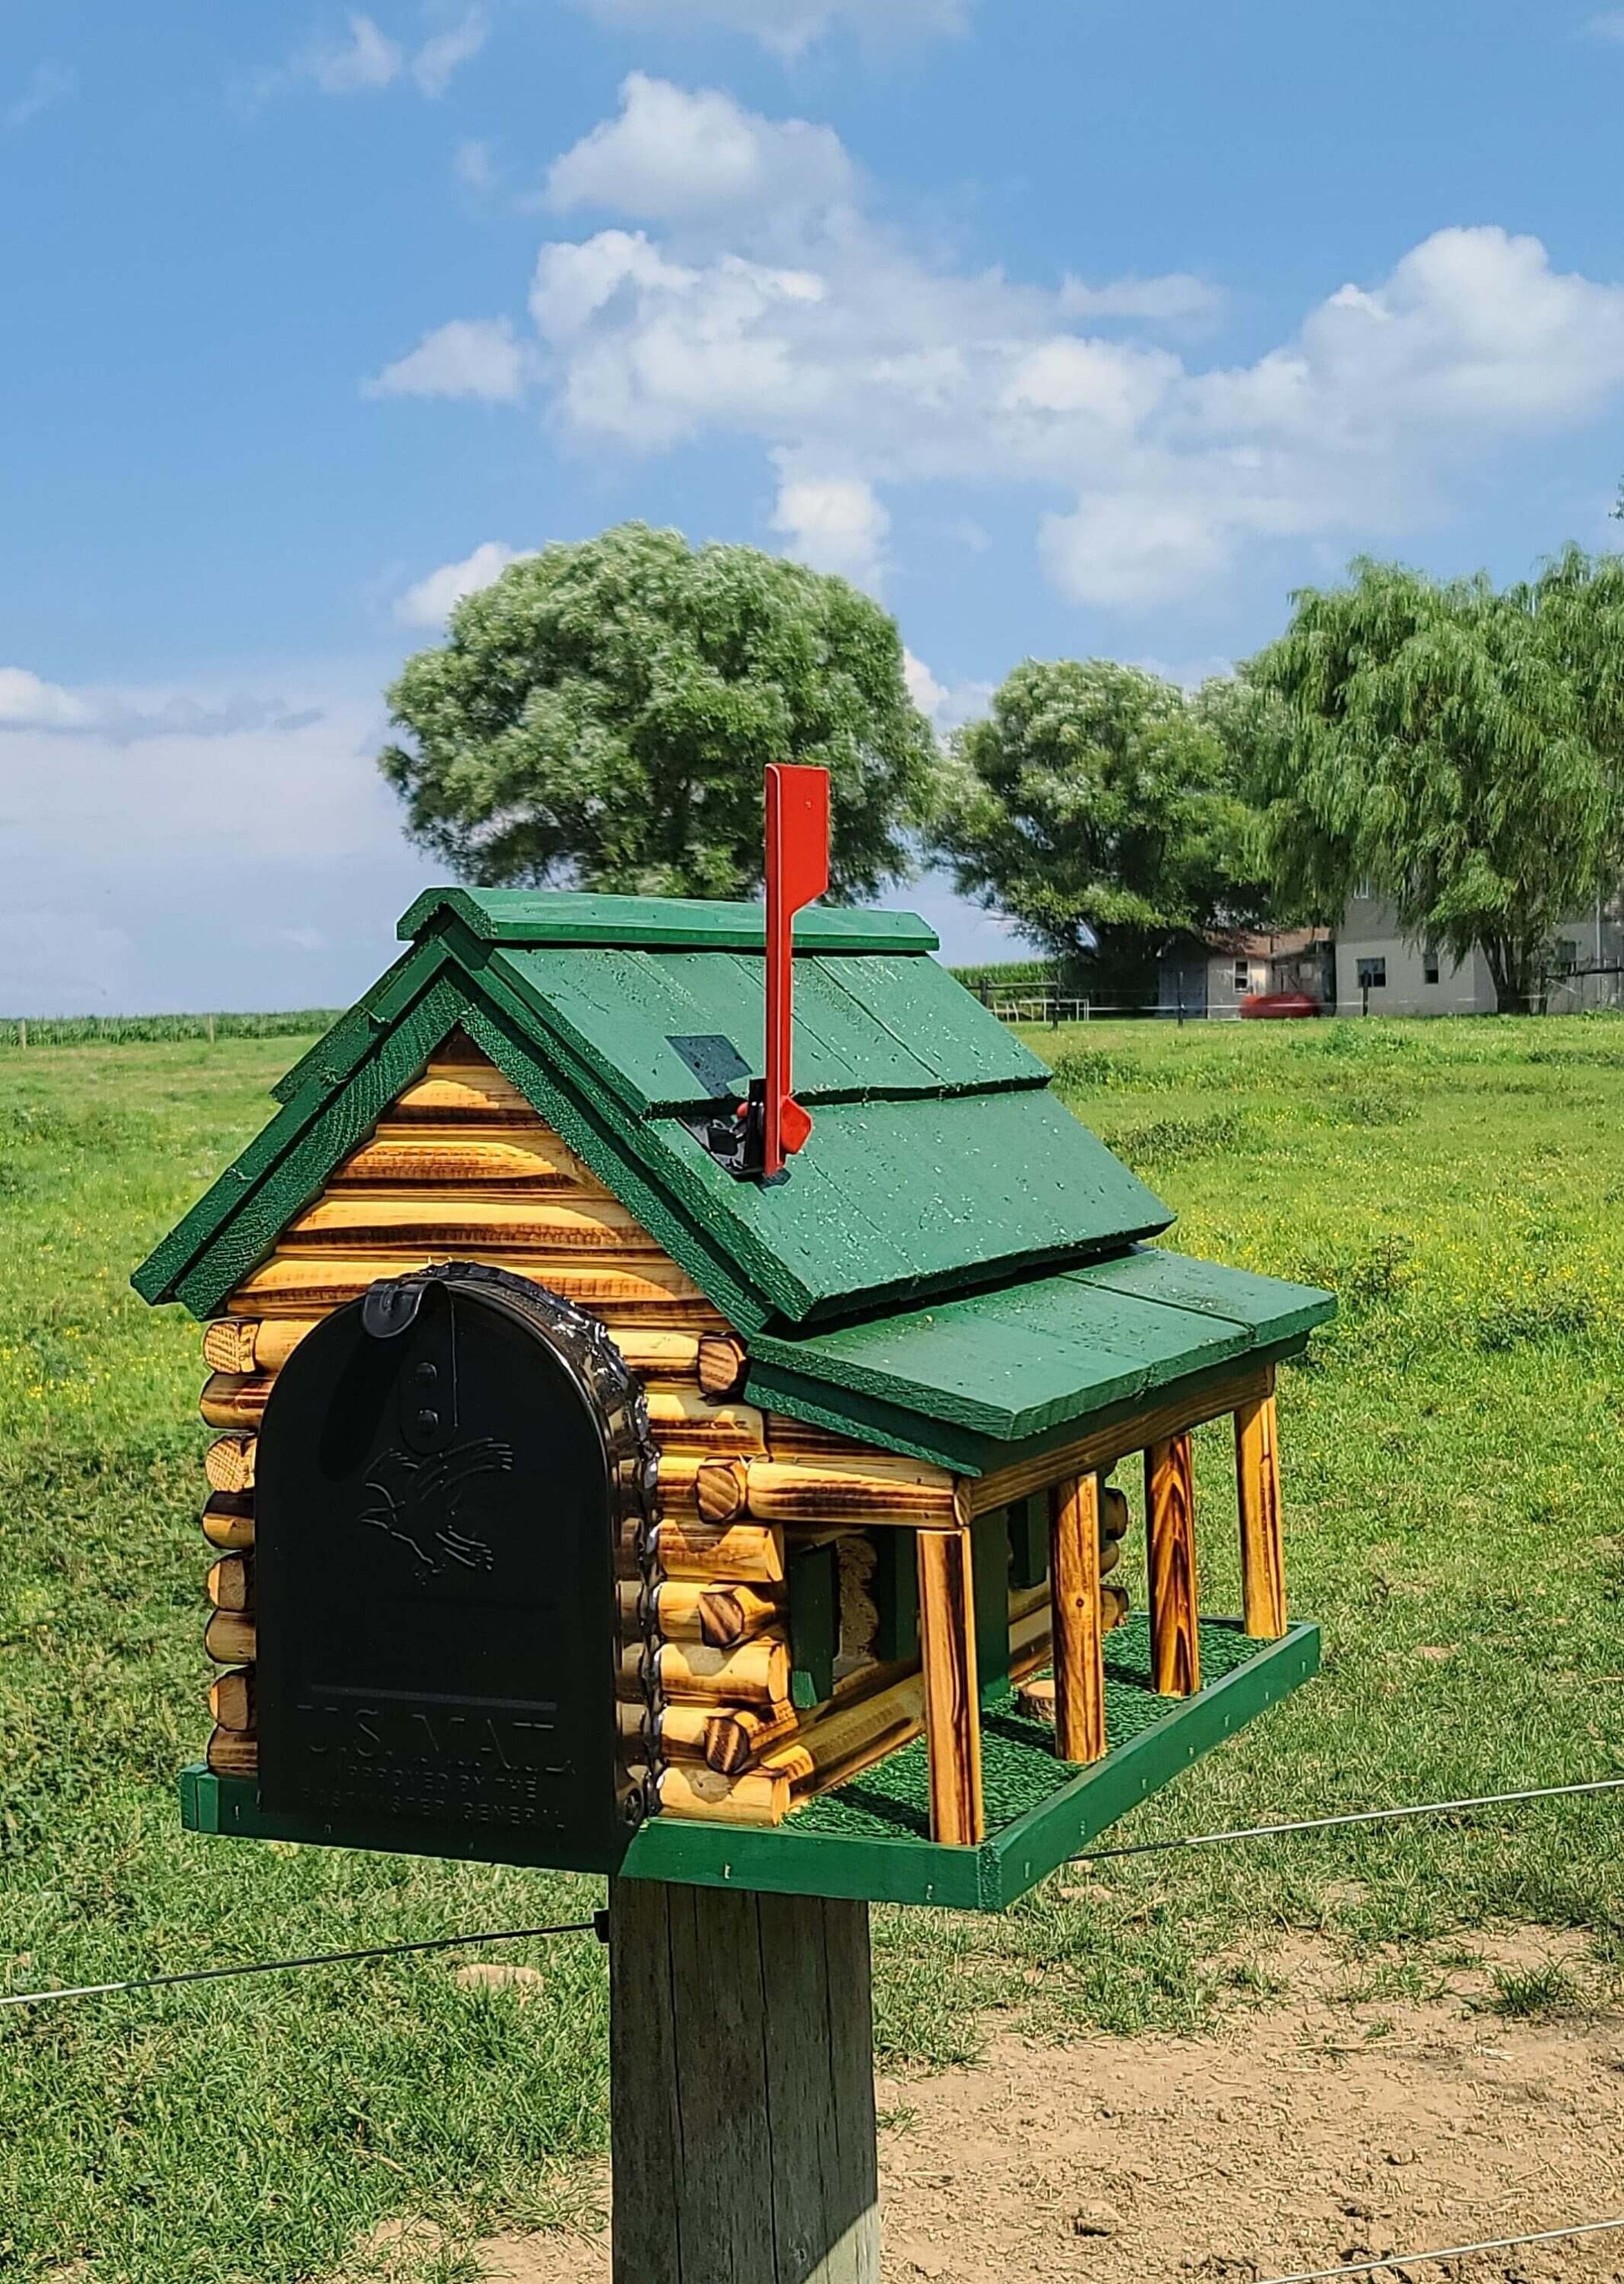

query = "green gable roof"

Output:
[[134, 887, 1332, 1463], [136, 890, 1177, 1335]]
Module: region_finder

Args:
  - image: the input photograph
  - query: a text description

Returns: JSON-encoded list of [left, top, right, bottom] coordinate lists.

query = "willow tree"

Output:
[[929, 658, 1270, 1004], [380, 522, 938, 900], [1248, 554, 1624, 1013]]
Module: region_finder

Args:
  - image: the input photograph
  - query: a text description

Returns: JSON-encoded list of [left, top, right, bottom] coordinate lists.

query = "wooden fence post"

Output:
[[1234, 1381, 1287, 1640], [610, 1877, 880, 2284], [1145, 1434, 1200, 1697], [916, 1525, 984, 1844], [1048, 1474, 1107, 1763]]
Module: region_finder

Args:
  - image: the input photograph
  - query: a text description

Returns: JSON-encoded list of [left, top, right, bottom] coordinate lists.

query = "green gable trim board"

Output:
[[400, 885, 939, 954], [134, 938, 456, 1308], [180, 1619, 1319, 1911]]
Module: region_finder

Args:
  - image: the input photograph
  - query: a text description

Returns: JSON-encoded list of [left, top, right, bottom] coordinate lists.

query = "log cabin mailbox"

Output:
[[134, 768, 1335, 1911]]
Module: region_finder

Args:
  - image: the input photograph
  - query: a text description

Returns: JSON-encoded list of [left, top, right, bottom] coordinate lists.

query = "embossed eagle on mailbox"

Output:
[[358, 1438, 511, 1579]]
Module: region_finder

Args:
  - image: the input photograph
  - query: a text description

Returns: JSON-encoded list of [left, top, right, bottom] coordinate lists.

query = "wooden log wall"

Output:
[[194, 1038, 1143, 1820]]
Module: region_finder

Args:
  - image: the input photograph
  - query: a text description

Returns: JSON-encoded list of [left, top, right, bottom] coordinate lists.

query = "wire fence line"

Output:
[[1068, 1774, 1624, 1864], [1255, 2213, 1624, 2282], [0, 1913, 607, 2012], [3, 1774, 1620, 2013]]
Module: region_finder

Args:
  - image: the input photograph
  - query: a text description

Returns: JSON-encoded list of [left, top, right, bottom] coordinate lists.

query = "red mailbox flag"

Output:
[[763, 762, 830, 1180]]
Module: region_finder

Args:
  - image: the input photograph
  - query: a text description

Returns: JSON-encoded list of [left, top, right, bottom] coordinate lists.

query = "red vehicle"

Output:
[[1240, 991, 1323, 1019]]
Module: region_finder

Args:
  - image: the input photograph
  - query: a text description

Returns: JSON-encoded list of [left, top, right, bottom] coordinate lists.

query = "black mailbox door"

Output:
[[255, 1265, 652, 1873]]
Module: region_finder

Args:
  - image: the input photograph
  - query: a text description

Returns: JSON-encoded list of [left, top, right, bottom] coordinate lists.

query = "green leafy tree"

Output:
[[380, 522, 938, 900], [930, 658, 1271, 1003], [1248, 554, 1624, 1013]]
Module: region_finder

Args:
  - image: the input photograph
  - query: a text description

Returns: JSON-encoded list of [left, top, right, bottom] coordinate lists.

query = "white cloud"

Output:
[[278, 10, 483, 100], [0, 668, 93, 730], [411, 8, 487, 96], [545, 72, 854, 221], [1001, 337, 1180, 427], [901, 648, 946, 718], [310, 13, 404, 92], [395, 540, 535, 626], [771, 468, 888, 588], [0, 669, 448, 1014], [1040, 494, 1237, 608], [0, 667, 323, 743], [1586, 9, 1624, 38], [1060, 272, 1222, 325], [571, 0, 967, 60], [902, 650, 990, 734], [366, 315, 526, 401], [456, 137, 495, 189], [0, 684, 383, 862], [3, 61, 77, 132], [386, 78, 1624, 610]]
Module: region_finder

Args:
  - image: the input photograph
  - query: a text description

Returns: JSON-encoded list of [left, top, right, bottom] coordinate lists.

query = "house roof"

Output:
[[134, 887, 1334, 1466], [1160, 926, 1334, 961]]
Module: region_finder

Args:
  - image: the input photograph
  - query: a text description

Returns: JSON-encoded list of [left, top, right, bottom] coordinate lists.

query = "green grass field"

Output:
[[3, 1016, 1623, 2281]]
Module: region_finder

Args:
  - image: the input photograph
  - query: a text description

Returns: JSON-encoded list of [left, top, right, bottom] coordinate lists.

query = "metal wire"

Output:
[[0, 1913, 605, 2011], [7, 1777, 1621, 2010], [1255, 2212, 1624, 2281], [1070, 1774, 1624, 1863]]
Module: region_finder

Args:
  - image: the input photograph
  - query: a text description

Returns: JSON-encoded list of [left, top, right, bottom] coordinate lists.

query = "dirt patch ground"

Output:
[[456, 1933, 1624, 2284]]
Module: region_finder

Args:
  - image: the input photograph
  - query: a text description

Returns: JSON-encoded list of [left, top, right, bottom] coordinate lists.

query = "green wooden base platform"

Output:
[[179, 1617, 1318, 1912]]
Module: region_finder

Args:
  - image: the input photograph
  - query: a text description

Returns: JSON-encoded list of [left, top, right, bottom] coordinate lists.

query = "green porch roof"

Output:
[[742, 1246, 1335, 1472], [134, 890, 1177, 1334]]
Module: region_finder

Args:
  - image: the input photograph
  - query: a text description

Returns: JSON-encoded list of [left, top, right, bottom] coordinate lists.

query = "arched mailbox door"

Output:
[[255, 1264, 655, 1873]]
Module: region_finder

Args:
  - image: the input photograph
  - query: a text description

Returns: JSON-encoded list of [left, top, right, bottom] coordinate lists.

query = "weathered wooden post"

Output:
[[611, 1881, 880, 2284]]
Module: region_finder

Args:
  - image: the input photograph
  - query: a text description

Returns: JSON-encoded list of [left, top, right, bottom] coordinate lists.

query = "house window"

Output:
[[1233, 958, 1250, 991], [1423, 951, 1440, 986], [1555, 938, 1579, 977], [1356, 957, 1386, 990]]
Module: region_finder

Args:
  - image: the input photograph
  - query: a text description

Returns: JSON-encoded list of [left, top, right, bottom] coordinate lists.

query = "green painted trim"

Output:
[[133, 940, 454, 1308], [179, 1766, 623, 1878], [178, 1622, 1319, 1912], [745, 1337, 1313, 1478], [269, 946, 421, 1106], [788, 1540, 839, 1709], [740, 1360, 989, 1470], [972, 1509, 1011, 1699], [399, 886, 939, 954], [1009, 1493, 1048, 1591], [870, 1529, 920, 1664], [135, 943, 779, 1332], [986, 1621, 1321, 1899], [172, 975, 470, 1319]]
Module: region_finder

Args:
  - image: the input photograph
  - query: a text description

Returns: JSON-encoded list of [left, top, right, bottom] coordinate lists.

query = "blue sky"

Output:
[[3, 1, 1624, 1010]]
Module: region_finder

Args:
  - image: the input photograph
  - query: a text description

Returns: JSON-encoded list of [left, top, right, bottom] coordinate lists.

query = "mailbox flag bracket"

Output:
[[691, 762, 830, 1185]]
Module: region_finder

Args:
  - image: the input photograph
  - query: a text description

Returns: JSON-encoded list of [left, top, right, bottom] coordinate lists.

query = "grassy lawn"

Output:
[[3, 1017, 1623, 2279]]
